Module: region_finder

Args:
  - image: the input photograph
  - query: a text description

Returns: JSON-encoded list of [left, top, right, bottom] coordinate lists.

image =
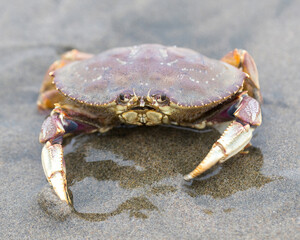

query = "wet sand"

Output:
[[0, 0, 299, 239]]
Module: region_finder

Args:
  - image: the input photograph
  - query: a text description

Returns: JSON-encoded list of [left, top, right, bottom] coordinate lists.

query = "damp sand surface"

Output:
[[0, 0, 299, 239]]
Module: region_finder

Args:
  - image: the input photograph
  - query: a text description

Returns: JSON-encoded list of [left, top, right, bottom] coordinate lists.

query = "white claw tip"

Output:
[[50, 172, 69, 203], [55, 188, 68, 203], [183, 174, 193, 181]]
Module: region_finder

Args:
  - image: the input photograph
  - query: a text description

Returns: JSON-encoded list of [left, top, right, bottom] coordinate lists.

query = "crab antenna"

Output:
[[132, 88, 137, 97], [146, 89, 152, 102], [131, 88, 139, 103]]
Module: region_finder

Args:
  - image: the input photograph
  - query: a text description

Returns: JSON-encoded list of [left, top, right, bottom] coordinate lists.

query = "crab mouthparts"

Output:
[[131, 106, 156, 111]]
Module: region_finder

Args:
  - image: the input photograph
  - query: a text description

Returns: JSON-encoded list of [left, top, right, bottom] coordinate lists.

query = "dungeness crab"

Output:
[[38, 44, 262, 203]]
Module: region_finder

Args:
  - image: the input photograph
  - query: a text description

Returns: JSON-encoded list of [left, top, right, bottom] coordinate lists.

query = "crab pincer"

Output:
[[184, 93, 262, 180], [39, 108, 71, 203]]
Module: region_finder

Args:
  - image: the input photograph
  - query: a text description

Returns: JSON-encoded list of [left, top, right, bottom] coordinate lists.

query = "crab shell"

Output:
[[52, 44, 246, 125]]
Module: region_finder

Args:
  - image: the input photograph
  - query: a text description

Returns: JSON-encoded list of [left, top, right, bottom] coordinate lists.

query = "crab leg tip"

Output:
[[183, 174, 193, 181]]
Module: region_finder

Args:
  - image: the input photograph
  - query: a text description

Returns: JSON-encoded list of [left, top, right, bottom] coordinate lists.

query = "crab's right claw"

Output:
[[184, 121, 255, 180], [39, 108, 76, 204], [184, 93, 262, 180], [42, 141, 70, 203]]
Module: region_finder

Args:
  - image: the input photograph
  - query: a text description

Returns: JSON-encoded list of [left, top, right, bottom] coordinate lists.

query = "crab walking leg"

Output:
[[221, 49, 262, 103], [184, 93, 262, 180]]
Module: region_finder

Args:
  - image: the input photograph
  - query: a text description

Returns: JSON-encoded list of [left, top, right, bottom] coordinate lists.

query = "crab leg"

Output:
[[221, 49, 262, 103], [184, 93, 262, 180]]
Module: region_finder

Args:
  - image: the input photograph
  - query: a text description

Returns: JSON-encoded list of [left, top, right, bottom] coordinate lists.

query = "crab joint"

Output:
[[39, 114, 65, 143]]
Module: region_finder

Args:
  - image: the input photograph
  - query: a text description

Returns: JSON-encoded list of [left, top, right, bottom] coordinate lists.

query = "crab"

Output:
[[37, 44, 262, 204]]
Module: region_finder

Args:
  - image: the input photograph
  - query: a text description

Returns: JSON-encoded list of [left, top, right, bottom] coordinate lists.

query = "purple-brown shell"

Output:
[[53, 44, 246, 106]]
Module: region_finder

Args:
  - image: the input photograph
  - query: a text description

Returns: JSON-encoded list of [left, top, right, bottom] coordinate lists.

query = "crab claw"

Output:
[[39, 106, 99, 203], [184, 121, 255, 180], [42, 141, 69, 203], [39, 108, 77, 203], [184, 93, 262, 180]]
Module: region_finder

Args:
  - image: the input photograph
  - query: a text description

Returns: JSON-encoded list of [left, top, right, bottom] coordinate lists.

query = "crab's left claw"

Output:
[[184, 93, 262, 180]]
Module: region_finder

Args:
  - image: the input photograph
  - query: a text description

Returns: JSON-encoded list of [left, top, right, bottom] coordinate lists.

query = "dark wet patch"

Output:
[[75, 196, 158, 222], [64, 126, 216, 190], [147, 185, 177, 195]]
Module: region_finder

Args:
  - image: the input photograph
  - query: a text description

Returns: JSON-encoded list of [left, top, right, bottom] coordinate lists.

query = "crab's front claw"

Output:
[[42, 141, 69, 203], [184, 93, 262, 180], [39, 107, 78, 204], [184, 121, 255, 180]]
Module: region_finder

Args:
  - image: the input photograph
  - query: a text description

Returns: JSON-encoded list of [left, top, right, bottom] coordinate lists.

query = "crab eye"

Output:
[[119, 93, 131, 103], [160, 94, 167, 101], [155, 94, 167, 103]]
